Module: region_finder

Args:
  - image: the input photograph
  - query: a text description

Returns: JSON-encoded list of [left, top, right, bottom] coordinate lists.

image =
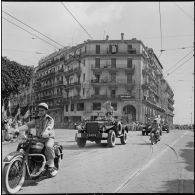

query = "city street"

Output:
[[1, 129, 194, 194]]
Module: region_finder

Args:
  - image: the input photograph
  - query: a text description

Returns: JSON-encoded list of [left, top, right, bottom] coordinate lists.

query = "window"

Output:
[[93, 102, 101, 110], [83, 88, 85, 96], [83, 73, 85, 82], [111, 73, 116, 83], [127, 58, 132, 68], [95, 58, 100, 68], [96, 45, 100, 54], [94, 87, 99, 95], [111, 89, 116, 97], [77, 103, 84, 111], [111, 102, 117, 111], [94, 74, 100, 83], [109, 45, 118, 54], [128, 45, 136, 54], [71, 104, 74, 111], [128, 45, 133, 50], [111, 58, 116, 68], [127, 75, 132, 83]]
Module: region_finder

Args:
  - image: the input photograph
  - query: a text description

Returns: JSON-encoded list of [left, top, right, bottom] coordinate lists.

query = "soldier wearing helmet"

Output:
[[17, 102, 57, 177], [149, 118, 161, 141]]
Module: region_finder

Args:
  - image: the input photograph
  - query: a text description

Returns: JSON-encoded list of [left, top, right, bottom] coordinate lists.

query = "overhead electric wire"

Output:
[[173, 2, 194, 21], [2, 48, 45, 54], [2, 17, 60, 50], [157, 45, 194, 52], [165, 49, 194, 74], [2, 10, 65, 48], [60, 2, 93, 39], [166, 55, 194, 77], [158, 2, 163, 58]]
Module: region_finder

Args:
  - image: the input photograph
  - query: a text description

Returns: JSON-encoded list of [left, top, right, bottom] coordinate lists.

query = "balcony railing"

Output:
[[64, 67, 81, 77], [64, 82, 81, 89], [91, 66, 135, 74]]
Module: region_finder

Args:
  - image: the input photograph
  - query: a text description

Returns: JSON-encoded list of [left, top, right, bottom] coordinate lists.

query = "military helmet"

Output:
[[38, 102, 48, 110]]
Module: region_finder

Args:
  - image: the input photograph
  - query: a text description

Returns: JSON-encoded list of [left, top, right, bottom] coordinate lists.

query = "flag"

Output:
[[12, 104, 20, 117], [23, 110, 30, 119], [2, 102, 7, 120], [16, 107, 21, 118], [7, 100, 11, 117], [20, 105, 29, 116]]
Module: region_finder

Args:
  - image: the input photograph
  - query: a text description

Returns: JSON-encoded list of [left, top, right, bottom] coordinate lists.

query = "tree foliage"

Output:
[[1, 57, 34, 100]]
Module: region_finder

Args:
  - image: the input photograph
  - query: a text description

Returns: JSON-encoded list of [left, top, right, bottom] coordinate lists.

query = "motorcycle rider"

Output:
[[149, 119, 160, 141], [16, 102, 57, 177]]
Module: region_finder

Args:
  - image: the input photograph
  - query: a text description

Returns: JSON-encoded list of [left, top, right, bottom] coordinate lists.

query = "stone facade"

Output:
[[32, 35, 174, 127]]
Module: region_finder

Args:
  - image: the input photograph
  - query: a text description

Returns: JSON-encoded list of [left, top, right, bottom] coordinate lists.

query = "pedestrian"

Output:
[[16, 102, 58, 177]]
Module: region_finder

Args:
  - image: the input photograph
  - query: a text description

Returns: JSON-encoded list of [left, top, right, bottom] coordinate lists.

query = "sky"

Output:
[[1, 1, 194, 125]]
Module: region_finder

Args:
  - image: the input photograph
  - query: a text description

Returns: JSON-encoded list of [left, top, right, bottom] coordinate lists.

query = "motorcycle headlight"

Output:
[[18, 134, 27, 143]]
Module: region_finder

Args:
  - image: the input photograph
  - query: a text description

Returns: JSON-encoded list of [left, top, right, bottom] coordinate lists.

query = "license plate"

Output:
[[88, 134, 97, 137]]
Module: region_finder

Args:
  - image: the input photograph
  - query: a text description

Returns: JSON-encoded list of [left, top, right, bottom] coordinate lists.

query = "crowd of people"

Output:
[[2, 118, 22, 142]]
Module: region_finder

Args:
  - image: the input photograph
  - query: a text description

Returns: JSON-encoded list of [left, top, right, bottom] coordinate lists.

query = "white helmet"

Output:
[[38, 103, 48, 110]]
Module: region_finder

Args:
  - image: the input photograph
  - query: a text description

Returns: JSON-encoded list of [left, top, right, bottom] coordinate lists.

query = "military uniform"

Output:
[[19, 114, 55, 162]]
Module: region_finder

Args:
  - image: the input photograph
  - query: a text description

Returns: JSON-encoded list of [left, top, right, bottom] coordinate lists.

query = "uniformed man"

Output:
[[17, 103, 57, 177]]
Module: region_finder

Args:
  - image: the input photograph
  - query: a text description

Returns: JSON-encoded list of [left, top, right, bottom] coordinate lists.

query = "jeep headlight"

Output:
[[102, 126, 106, 132], [76, 125, 83, 131]]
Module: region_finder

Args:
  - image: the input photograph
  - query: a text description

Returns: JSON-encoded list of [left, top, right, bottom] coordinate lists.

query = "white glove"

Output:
[[41, 129, 51, 138]]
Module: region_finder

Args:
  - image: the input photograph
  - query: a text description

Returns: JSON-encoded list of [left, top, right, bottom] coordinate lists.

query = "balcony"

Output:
[[90, 94, 108, 100], [91, 66, 135, 74], [118, 94, 135, 100], [64, 82, 81, 89], [41, 72, 55, 80], [42, 83, 55, 90], [64, 66, 81, 77], [56, 80, 64, 86]]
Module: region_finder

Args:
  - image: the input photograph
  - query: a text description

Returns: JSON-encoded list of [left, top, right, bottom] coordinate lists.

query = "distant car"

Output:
[[162, 124, 170, 133], [75, 118, 128, 148]]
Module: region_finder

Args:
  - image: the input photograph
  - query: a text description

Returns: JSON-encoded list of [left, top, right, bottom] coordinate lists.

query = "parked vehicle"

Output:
[[2, 134, 63, 194], [75, 118, 128, 148]]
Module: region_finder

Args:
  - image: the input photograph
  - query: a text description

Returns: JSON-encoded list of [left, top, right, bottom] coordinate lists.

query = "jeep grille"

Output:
[[86, 123, 99, 134]]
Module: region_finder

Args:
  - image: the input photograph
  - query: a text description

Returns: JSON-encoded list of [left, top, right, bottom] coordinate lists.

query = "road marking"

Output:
[[114, 130, 189, 193]]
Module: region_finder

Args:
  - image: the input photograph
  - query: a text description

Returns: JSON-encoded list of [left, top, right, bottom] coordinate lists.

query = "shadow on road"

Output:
[[61, 142, 110, 151], [136, 142, 151, 145], [180, 141, 194, 172], [154, 139, 194, 193], [155, 179, 194, 193]]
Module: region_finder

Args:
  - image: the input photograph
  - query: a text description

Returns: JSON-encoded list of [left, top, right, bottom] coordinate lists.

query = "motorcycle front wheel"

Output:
[[2, 155, 26, 194]]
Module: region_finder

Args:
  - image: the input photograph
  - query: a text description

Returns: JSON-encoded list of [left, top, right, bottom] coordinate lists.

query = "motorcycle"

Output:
[[150, 128, 160, 145], [2, 134, 63, 194]]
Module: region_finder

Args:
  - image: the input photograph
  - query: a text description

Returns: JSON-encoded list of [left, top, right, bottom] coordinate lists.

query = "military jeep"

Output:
[[75, 118, 128, 148]]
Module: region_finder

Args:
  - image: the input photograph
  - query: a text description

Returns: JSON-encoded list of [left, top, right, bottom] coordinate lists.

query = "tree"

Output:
[[1, 56, 34, 101]]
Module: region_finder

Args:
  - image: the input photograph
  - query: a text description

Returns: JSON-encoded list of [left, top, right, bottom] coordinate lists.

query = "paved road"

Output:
[[1, 129, 194, 193]]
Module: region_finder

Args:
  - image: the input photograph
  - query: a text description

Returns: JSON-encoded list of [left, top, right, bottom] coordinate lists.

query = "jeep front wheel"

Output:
[[120, 131, 127, 144], [77, 138, 86, 148], [107, 130, 116, 147]]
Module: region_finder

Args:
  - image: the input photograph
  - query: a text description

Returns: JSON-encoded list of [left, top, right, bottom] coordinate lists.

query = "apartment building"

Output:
[[33, 33, 174, 127]]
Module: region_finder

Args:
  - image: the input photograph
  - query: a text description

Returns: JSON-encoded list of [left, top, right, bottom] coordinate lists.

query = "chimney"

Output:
[[121, 33, 124, 40], [106, 35, 109, 40]]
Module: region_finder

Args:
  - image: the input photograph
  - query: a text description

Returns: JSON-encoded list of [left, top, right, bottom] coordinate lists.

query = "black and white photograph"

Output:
[[1, 1, 194, 194]]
